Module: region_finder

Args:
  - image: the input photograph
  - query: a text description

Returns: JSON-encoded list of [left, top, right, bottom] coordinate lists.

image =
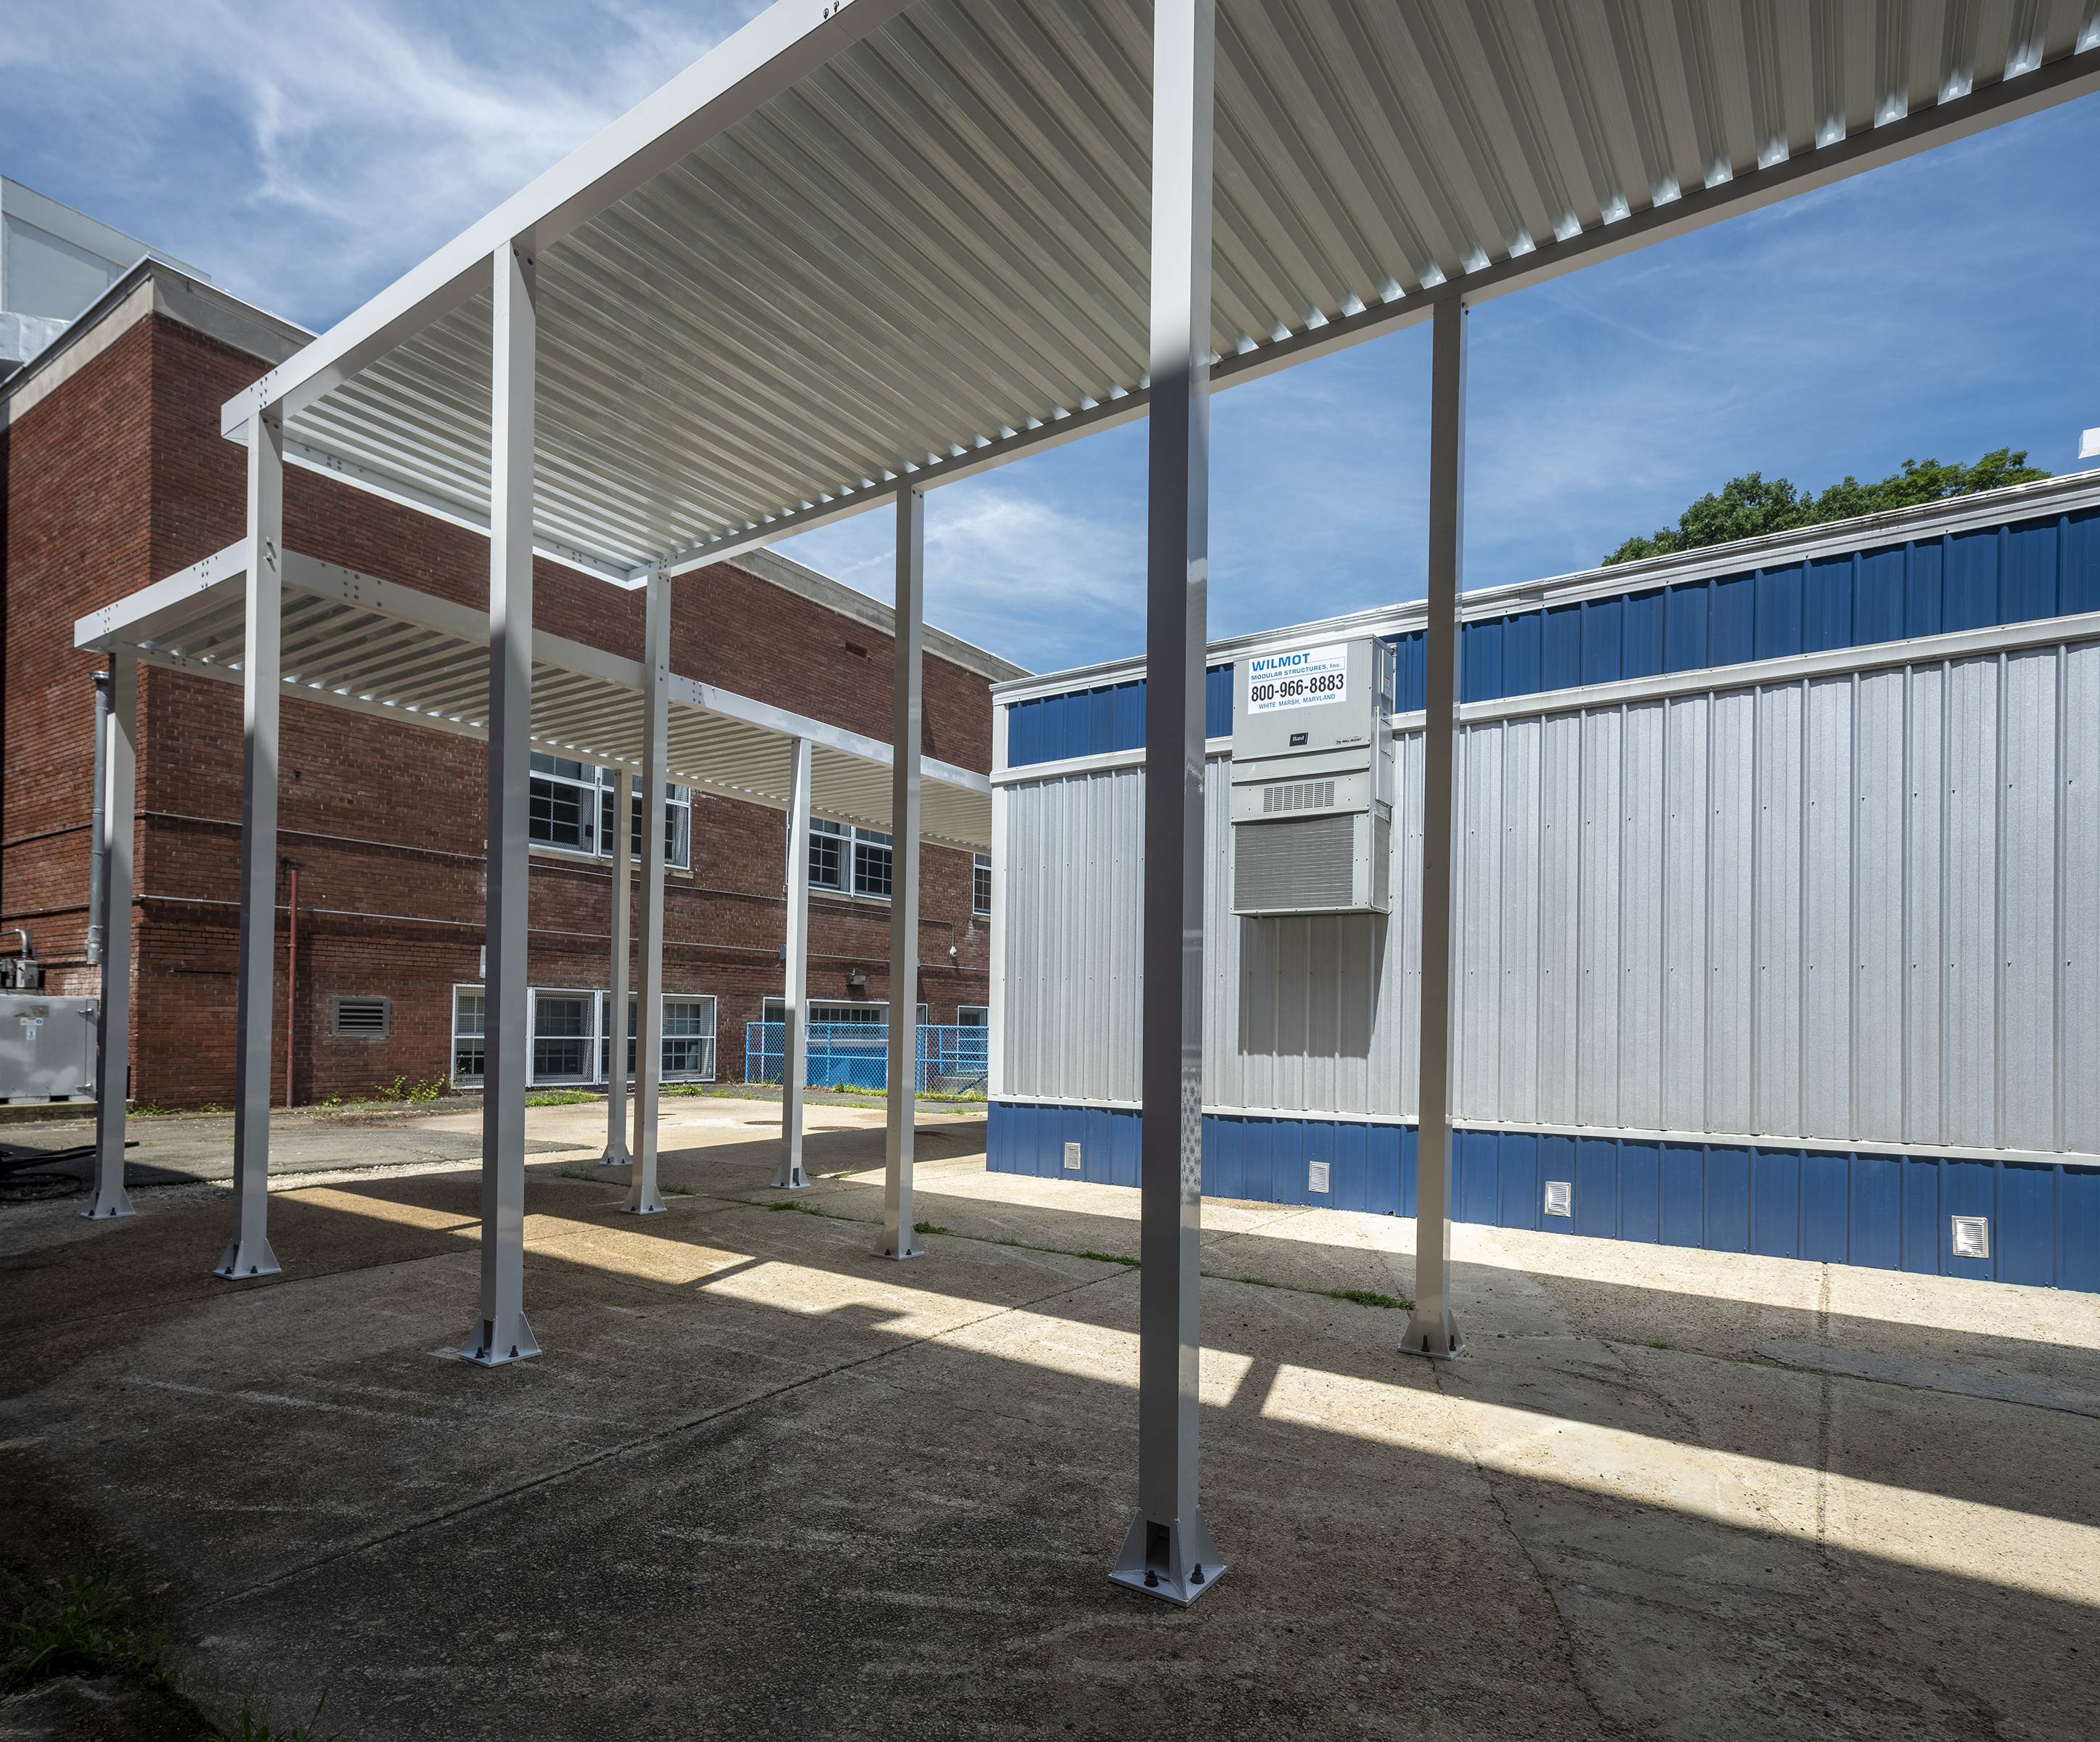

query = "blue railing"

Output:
[[744, 1022, 989, 1094]]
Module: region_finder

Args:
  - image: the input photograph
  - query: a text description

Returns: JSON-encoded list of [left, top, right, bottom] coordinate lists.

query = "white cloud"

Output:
[[0, 0, 759, 325]]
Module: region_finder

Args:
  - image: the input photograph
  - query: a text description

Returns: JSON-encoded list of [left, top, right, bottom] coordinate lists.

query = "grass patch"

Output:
[[2, 1566, 340, 1739], [912, 1221, 950, 1235], [1075, 1250, 1140, 1267], [2, 1567, 160, 1690], [216, 1683, 344, 1741], [557, 1168, 616, 1185], [525, 1089, 597, 1107], [661, 1182, 696, 1196], [767, 1199, 822, 1215], [1225, 1275, 1276, 1287], [664, 1084, 740, 1097]]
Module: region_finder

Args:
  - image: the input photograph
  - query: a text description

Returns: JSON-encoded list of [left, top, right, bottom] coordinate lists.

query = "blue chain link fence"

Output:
[[744, 1023, 988, 1095]]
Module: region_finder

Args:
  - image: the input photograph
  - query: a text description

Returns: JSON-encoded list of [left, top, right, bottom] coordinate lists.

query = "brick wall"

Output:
[[3, 307, 997, 1106]]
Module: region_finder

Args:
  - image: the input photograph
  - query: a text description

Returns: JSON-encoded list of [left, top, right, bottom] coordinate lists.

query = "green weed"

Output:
[[2, 1568, 158, 1689], [767, 1200, 821, 1215], [213, 1682, 342, 1742], [524, 1089, 597, 1107], [912, 1220, 950, 1235]]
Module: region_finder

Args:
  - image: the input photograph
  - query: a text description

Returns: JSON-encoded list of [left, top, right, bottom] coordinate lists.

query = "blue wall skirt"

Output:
[[986, 1103, 2100, 1293]]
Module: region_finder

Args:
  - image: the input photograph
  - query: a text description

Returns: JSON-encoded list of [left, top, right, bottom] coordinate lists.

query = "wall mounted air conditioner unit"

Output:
[[1230, 636, 1396, 917]]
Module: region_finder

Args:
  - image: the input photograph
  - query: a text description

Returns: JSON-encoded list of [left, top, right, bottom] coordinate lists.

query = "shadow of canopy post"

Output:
[[79, 0, 2100, 1605]]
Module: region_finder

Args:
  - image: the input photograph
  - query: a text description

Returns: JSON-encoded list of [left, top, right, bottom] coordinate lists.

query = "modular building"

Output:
[[988, 472, 2100, 1293]]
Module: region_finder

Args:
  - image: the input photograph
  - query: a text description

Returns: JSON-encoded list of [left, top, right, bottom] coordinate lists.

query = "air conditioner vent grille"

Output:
[[1235, 814, 1355, 911], [1261, 779, 1336, 814]]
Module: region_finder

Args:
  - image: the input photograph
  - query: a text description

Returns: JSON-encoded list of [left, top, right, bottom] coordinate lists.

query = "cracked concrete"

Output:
[[1, 1096, 2096, 1738]]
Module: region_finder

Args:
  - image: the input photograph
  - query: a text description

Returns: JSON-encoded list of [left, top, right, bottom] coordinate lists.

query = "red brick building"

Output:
[[1, 262, 1020, 1108]]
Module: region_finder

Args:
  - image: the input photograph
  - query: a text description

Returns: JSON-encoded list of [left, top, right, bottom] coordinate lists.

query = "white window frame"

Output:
[[529, 753, 690, 870], [456, 984, 716, 1088], [451, 984, 486, 1087], [972, 853, 991, 916], [954, 1005, 989, 1027], [527, 987, 598, 1086], [808, 817, 892, 901]]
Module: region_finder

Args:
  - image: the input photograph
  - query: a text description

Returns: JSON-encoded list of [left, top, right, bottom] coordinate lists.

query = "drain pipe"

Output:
[[87, 673, 110, 967]]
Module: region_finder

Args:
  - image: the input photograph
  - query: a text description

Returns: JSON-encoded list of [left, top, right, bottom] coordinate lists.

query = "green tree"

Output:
[[1603, 448, 2051, 567]]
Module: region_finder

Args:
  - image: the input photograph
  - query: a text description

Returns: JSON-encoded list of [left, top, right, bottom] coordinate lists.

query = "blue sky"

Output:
[[7, 1, 2095, 677]]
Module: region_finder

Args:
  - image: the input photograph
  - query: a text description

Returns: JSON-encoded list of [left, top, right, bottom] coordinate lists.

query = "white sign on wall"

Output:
[[1246, 644, 1349, 715]]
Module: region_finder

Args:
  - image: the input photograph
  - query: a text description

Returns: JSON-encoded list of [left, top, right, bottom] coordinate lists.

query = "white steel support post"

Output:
[[624, 570, 671, 1216], [83, 652, 136, 1221], [216, 409, 285, 1279], [772, 735, 812, 1189], [1112, 0, 1222, 1608], [600, 761, 634, 1165], [464, 240, 540, 1365], [879, 486, 925, 1259], [1399, 297, 1468, 1361]]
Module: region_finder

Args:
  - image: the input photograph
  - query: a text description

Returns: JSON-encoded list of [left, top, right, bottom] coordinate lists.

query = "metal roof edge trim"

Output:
[[4, 257, 312, 431], [722, 547, 1028, 683], [992, 469, 2100, 703], [221, 0, 915, 436]]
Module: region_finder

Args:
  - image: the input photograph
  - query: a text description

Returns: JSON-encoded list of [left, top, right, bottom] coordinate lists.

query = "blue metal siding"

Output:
[[1439, 503, 2100, 710], [1005, 666, 1234, 767], [1011, 501, 2100, 767], [987, 1104, 2100, 1293]]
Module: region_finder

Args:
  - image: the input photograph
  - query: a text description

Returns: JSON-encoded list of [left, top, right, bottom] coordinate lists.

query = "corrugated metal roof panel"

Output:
[[263, 1, 2099, 582]]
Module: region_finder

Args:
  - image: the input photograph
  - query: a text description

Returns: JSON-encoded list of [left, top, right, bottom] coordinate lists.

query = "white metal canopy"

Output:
[[92, 0, 2099, 1603], [221, 0, 2100, 584], [73, 542, 993, 852]]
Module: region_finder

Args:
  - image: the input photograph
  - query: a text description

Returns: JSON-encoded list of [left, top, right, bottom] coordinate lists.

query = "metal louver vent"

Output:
[[332, 997, 391, 1036], [1235, 815, 1355, 912], [1262, 780, 1336, 814]]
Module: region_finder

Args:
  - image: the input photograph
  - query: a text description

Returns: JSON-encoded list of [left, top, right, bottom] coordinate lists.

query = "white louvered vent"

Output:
[[1262, 779, 1336, 814]]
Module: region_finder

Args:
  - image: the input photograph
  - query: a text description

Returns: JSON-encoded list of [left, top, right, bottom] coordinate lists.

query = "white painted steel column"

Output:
[[83, 651, 136, 1221], [1400, 297, 1468, 1360], [600, 761, 634, 1165], [464, 240, 539, 1365], [879, 486, 925, 1259], [624, 569, 671, 1216], [1112, 0, 1222, 1609], [216, 409, 284, 1280], [772, 735, 812, 1189]]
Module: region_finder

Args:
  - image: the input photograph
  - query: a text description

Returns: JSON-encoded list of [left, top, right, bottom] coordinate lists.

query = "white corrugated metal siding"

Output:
[[1000, 638, 2100, 1159]]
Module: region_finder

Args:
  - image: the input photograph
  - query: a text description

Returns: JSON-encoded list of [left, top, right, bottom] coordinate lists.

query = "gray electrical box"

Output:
[[1230, 637, 1396, 915], [0, 995, 98, 1101]]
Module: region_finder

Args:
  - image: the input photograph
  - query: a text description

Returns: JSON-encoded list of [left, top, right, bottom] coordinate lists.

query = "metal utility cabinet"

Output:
[[1230, 636, 1396, 915], [0, 996, 97, 1101]]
